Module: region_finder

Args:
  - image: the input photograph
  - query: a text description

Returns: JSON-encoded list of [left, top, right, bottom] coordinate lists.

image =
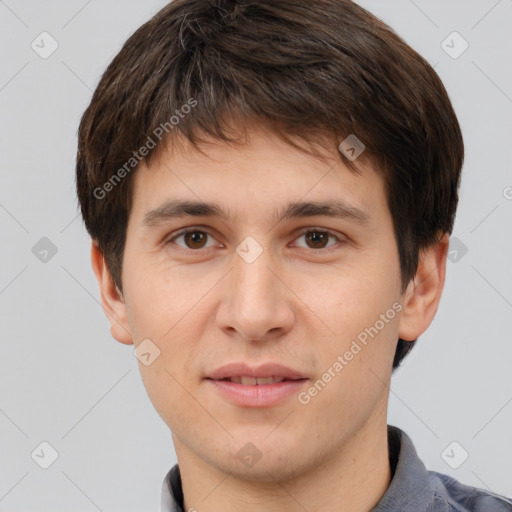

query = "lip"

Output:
[[204, 362, 309, 407], [205, 362, 306, 380], [205, 378, 308, 407]]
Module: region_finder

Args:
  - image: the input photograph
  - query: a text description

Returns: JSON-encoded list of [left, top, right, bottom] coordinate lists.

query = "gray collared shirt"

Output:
[[161, 425, 512, 511]]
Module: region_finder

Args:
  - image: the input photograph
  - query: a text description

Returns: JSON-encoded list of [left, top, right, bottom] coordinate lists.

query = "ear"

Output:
[[398, 233, 449, 342], [90, 239, 134, 345]]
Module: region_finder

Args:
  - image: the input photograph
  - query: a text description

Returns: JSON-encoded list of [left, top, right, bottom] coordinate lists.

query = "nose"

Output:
[[215, 243, 296, 343]]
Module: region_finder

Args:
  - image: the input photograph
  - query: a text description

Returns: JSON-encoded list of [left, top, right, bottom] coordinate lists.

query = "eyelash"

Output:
[[164, 227, 346, 254]]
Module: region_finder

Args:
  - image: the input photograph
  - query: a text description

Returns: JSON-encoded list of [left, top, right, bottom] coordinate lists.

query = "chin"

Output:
[[225, 456, 308, 484]]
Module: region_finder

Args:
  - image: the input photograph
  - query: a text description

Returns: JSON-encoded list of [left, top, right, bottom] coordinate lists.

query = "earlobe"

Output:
[[90, 240, 134, 345], [397, 233, 449, 342]]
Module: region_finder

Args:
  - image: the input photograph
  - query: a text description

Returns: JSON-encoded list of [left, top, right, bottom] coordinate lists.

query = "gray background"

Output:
[[0, 0, 511, 510]]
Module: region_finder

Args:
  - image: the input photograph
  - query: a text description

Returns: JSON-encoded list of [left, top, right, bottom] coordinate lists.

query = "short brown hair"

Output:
[[76, 0, 464, 370]]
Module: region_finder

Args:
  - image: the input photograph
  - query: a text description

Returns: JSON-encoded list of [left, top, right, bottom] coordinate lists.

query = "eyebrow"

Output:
[[141, 198, 371, 229]]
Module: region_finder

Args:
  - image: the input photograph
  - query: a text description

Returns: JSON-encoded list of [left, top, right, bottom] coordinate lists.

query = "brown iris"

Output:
[[305, 231, 329, 249], [184, 231, 208, 249], [181, 230, 331, 250]]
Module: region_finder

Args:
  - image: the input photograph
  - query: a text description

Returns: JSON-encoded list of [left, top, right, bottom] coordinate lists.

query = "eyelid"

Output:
[[165, 226, 347, 252], [291, 227, 346, 251], [164, 226, 223, 250]]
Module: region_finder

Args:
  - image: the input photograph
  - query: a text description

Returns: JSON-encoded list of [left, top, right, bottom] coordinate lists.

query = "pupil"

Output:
[[183, 231, 328, 250], [186, 232, 205, 248], [307, 232, 327, 248]]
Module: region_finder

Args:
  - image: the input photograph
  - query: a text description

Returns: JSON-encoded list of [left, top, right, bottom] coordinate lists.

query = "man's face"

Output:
[[120, 124, 406, 480]]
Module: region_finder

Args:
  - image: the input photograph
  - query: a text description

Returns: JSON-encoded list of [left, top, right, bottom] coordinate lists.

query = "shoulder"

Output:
[[428, 470, 512, 512], [382, 426, 512, 512]]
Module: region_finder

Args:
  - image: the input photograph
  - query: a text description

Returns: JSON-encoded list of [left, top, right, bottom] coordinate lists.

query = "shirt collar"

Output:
[[370, 425, 443, 512], [161, 463, 184, 512], [161, 425, 442, 512]]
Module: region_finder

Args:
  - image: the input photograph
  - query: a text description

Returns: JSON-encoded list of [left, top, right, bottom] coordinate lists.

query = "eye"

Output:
[[165, 227, 345, 253], [166, 228, 219, 251], [292, 229, 343, 251]]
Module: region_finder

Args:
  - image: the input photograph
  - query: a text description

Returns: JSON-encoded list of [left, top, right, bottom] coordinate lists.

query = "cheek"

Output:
[[306, 293, 399, 422], [315, 261, 397, 327], [308, 260, 401, 378], [122, 268, 206, 413], [123, 250, 202, 339]]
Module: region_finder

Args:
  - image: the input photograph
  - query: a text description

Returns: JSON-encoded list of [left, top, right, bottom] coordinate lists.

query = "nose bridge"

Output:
[[217, 237, 295, 340], [233, 238, 282, 309]]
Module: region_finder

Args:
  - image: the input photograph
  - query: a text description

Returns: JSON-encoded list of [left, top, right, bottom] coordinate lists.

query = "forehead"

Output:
[[128, 125, 388, 228]]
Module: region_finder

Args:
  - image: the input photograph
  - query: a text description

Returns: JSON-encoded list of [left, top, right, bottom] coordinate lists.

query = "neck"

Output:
[[174, 415, 392, 512]]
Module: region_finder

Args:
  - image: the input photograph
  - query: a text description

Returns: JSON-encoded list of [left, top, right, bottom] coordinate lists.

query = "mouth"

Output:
[[208, 376, 308, 385], [205, 362, 308, 382], [204, 362, 309, 407]]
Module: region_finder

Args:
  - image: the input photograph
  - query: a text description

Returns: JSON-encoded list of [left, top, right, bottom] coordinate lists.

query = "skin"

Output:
[[92, 122, 448, 512]]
